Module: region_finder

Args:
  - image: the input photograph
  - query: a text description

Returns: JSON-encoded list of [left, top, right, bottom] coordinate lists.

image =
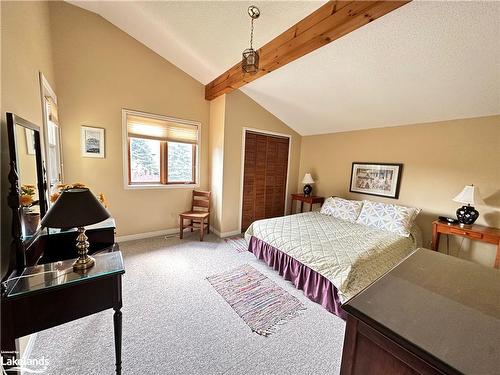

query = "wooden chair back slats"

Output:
[[193, 190, 210, 197], [191, 190, 211, 212], [193, 199, 210, 209]]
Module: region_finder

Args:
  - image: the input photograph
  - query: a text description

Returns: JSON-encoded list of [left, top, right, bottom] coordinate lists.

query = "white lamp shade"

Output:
[[302, 173, 315, 184], [452, 185, 485, 206]]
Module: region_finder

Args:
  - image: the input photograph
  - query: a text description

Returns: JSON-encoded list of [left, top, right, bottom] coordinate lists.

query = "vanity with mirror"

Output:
[[4, 112, 116, 274], [2, 113, 122, 373]]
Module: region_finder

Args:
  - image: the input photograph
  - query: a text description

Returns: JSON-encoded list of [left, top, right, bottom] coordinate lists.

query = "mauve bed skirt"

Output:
[[248, 236, 347, 320]]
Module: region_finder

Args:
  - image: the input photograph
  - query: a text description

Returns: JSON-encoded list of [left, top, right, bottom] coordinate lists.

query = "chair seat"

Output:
[[180, 211, 209, 219]]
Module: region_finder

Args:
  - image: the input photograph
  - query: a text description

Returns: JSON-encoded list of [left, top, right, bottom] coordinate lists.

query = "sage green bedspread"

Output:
[[245, 212, 422, 302]]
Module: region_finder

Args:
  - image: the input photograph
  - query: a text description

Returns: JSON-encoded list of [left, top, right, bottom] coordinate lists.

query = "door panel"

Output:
[[253, 134, 268, 222], [241, 131, 289, 232], [241, 133, 256, 230]]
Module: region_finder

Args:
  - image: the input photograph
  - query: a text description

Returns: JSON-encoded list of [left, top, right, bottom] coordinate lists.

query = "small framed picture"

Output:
[[81, 126, 105, 158], [350, 162, 403, 199]]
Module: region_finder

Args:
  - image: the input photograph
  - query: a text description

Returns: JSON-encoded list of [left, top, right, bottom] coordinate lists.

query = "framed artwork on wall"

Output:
[[81, 126, 105, 158], [349, 162, 403, 199]]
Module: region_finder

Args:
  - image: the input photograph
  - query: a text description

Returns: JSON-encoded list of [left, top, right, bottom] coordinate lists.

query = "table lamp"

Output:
[[40, 188, 110, 271], [302, 173, 315, 196], [452, 184, 485, 227]]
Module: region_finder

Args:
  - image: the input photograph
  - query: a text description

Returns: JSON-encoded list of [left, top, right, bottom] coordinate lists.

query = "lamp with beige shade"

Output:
[[302, 173, 315, 197], [452, 184, 485, 227]]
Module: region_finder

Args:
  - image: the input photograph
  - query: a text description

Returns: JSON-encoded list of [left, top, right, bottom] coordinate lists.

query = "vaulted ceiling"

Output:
[[71, 1, 500, 136]]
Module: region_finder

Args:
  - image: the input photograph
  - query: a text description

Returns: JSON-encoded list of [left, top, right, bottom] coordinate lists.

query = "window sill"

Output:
[[124, 183, 199, 190]]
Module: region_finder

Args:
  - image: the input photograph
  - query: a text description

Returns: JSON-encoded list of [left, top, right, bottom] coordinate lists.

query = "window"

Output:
[[40, 72, 63, 202], [123, 110, 199, 188]]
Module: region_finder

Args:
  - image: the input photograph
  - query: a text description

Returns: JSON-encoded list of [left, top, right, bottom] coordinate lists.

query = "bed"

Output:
[[245, 211, 422, 319]]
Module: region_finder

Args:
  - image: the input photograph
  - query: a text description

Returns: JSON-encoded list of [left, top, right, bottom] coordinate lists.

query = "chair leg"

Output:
[[207, 216, 210, 234], [200, 220, 205, 241], [179, 217, 183, 239], [190, 219, 193, 232]]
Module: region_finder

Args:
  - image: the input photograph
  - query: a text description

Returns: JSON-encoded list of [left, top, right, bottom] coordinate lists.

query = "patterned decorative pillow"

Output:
[[320, 197, 363, 223], [356, 200, 421, 237]]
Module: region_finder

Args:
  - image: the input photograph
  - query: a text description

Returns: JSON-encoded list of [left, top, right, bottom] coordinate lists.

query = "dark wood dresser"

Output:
[[25, 218, 117, 266], [1, 218, 123, 373], [340, 248, 500, 375]]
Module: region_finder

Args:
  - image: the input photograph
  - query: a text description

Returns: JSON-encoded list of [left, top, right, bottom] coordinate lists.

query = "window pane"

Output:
[[47, 123, 61, 187], [48, 121, 57, 145], [168, 142, 194, 183], [130, 137, 161, 183]]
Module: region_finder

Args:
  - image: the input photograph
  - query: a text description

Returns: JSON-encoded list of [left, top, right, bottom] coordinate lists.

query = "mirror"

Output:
[[7, 113, 47, 268], [15, 126, 41, 237]]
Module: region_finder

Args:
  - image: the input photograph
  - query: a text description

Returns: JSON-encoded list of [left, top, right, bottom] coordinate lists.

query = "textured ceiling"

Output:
[[70, 1, 326, 84], [242, 1, 500, 135], [71, 1, 500, 135]]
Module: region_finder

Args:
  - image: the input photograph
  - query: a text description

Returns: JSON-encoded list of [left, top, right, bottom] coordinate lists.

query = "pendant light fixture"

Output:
[[242, 5, 260, 74]]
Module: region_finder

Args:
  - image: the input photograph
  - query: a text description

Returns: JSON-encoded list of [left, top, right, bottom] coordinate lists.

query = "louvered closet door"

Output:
[[241, 131, 289, 232]]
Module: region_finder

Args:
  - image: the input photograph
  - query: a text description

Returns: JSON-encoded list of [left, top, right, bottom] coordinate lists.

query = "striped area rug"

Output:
[[224, 236, 248, 253], [207, 264, 305, 336]]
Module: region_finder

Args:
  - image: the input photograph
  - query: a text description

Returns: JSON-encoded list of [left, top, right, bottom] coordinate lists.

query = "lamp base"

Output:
[[456, 205, 479, 226], [303, 184, 312, 197], [73, 255, 95, 271], [73, 227, 95, 272]]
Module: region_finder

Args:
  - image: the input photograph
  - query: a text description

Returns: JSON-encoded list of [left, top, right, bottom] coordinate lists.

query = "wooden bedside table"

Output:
[[290, 194, 324, 214], [431, 220, 500, 269]]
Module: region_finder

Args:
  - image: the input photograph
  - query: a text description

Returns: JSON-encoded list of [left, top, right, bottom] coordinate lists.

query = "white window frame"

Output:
[[121, 109, 201, 190], [39, 72, 63, 202]]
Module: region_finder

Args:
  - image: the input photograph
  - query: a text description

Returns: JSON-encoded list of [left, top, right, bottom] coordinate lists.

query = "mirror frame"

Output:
[[6, 112, 48, 272]]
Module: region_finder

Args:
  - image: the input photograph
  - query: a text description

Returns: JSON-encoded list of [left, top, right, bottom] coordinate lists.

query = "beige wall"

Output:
[[208, 95, 226, 232], [1, 1, 300, 244], [48, 2, 210, 237], [222, 90, 302, 234], [1, 1, 56, 277], [3, 3, 497, 272], [0, 0, 56, 355], [299, 115, 500, 267]]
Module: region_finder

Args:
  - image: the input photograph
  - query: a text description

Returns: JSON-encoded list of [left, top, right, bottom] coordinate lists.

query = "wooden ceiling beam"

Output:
[[205, 0, 410, 101]]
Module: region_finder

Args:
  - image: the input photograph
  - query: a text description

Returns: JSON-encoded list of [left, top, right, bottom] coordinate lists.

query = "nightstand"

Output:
[[431, 220, 500, 269], [290, 194, 324, 214]]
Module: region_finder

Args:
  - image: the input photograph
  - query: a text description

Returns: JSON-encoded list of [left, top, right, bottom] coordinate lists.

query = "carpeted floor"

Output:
[[29, 233, 345, 374]]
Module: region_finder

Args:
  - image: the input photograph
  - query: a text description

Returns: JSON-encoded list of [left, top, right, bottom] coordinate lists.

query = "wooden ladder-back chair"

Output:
[[179, 190, 211, 241]]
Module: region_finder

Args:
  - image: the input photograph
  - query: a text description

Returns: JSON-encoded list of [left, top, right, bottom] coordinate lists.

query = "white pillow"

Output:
[[320, 197, 363, 223], [356, 200, 421, 237]]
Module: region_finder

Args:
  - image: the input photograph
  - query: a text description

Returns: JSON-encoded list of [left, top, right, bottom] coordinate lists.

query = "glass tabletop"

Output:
[[343, 248, 500, 374], [4, 251, 124, 298]]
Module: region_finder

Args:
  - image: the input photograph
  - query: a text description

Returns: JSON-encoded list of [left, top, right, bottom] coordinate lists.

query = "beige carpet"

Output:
[[29, 233, 345, 374]]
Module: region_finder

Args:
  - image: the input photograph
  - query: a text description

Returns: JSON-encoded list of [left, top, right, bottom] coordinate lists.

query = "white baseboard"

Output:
[[24, 333, 37, 358], [116, 228, 179, 242], [210, 227, 242, 238], [222, 230, 243, 238], [209, 226, 221, 237], [117, 227, 242, 242], [19, 333, 37, 369]]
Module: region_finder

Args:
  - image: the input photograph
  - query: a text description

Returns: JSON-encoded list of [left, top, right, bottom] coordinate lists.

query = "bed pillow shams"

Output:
[[320, 197, 363, 223], [356, 200, 421, 237]]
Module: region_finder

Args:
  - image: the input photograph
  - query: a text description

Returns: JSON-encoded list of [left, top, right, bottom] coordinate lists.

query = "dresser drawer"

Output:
[[449, 227, 483, 239]]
